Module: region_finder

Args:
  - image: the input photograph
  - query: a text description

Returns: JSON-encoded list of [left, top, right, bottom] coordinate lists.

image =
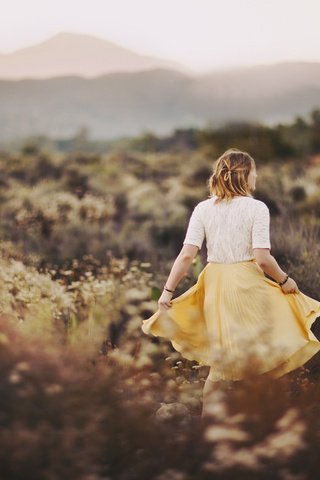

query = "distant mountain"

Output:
[[198, 61, 320, 97], [0, 62, 319, 141], [0, 32, 191, 79]]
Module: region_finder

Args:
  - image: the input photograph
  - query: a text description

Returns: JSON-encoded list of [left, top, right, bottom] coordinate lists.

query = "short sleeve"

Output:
[[252, 202, 271, 249], [183, 204, 205, 249]]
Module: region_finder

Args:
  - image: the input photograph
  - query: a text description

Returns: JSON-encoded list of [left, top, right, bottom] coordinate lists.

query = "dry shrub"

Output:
[[1, 308, 320, 479], [271, 214, 320, 298], [0, 313, 197, 480]]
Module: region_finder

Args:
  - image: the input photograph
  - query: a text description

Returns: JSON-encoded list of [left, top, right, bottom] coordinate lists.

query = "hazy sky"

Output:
[[1, 0, 320, 72]]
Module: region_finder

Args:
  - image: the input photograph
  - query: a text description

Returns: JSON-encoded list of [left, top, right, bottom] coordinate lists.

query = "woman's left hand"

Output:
[[158, 290, 173, 310]]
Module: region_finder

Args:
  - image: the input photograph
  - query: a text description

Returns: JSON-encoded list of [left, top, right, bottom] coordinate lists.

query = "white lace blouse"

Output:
[[182, 195, 271, 263]]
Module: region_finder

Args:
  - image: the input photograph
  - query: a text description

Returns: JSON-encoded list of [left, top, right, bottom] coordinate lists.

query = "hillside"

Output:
[[0, 32, 188, 79], [0, 62, 319, 141]]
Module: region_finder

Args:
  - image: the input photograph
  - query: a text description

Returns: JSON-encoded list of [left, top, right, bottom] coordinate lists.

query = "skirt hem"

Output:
[[142, 260, 320, 381]]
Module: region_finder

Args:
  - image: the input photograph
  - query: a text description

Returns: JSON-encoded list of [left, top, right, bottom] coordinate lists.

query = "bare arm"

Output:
[[164, 244, 199, 290], [253, 248, 287, 282], [158, 244, 199, 309], [253, 248, 299, 293]]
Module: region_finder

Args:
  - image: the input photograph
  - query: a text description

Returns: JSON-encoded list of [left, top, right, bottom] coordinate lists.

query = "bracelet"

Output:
[[164, 285, 175, 293], [277, 274, 289, 286]]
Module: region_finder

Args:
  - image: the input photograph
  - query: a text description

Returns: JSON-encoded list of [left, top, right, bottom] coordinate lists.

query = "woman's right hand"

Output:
[[281, 277, 299, 294], [158, 289, 173, 310]]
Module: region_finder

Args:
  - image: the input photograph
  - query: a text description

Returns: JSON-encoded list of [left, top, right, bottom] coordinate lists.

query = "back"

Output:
[[183, 195, 271, 263]]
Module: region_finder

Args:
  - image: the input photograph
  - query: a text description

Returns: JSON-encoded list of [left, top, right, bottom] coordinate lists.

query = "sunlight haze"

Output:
[[1, 0, 320, 72]]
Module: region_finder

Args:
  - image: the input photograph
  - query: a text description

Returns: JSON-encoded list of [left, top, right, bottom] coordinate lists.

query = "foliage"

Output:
[[0, 311, 320, 479], [0, 117, 319, 477]]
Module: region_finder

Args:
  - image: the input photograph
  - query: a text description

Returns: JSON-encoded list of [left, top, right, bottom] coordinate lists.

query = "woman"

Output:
[[141, 148, 320, 417]]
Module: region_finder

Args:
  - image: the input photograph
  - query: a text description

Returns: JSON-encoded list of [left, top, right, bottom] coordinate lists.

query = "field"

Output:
[[0, 116, 320, 479]]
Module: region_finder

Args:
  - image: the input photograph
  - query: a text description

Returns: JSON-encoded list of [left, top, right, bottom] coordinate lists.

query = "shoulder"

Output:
[[251, 198, 270, 214], [192, 198, 213, 216], [192, 196, 270, 212], [248, 199, 270, 224], [194, 198, 215, 209]]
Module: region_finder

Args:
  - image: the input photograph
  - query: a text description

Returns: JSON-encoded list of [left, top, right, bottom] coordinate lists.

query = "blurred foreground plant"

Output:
[[1, 308, 320, 479]]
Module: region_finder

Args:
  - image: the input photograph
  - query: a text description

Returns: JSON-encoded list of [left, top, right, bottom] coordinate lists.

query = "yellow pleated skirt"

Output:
[[141, 259, 320, 381]]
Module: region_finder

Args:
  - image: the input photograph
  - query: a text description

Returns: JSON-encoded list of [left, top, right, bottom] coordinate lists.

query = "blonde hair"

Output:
[[207, 148, 255, 204]]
